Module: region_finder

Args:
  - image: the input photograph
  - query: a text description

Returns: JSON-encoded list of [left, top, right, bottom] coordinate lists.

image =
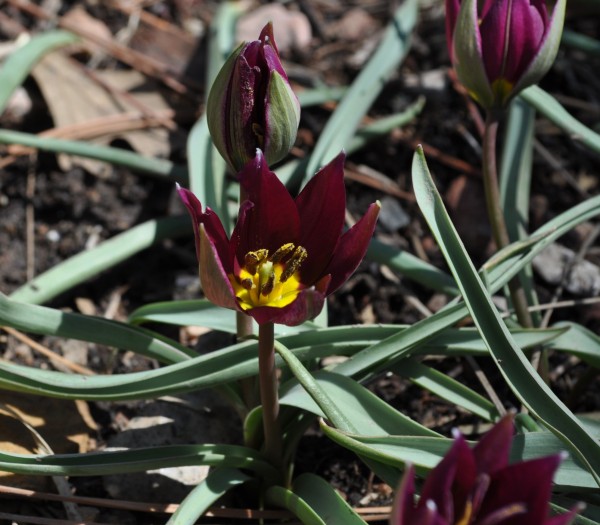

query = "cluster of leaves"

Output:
[[1, 1, 600, 524]]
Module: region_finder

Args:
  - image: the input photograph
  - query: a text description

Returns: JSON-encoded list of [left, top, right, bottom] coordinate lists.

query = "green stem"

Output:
[[258, 322, 282, 469], [482, 111, 534, 331]]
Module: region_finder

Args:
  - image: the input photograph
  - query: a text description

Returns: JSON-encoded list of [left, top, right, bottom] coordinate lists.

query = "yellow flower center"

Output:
[[230, 243, 307, 310]]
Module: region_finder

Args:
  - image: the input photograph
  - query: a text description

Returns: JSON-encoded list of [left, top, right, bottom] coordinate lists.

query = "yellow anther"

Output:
[[281, 246, 307, 283], [271, 243, 295, 263], [241, 278, 254, 290], [244, 249, 268, 274]]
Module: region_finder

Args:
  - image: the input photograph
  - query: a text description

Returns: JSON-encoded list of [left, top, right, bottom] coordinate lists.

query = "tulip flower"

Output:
[[178, 151, 380, 326], [391, 415, 578, 525], [446, 0, 566, 108], [207, 23, 301, 173]]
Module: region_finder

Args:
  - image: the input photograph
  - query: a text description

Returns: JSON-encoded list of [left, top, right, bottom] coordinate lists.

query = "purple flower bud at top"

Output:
[[446, 0, 566, 109], [207, 23, 301, 173]]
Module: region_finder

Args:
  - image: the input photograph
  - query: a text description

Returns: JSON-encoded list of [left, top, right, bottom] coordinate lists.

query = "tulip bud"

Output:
[[446, 0, 566, 109], [207, 23, 301, 173]]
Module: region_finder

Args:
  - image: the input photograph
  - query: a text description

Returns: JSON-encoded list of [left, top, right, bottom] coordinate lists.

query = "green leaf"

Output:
[[0, 129, 184, 179], [500, 97, 541, 324], [334, 191, 600, 378], [0, 444, 278, 481], [280, 370, 438, 438], [0, 31, 80, 113], [10, 216, 191, 305], [0, 293, 194, 364], [305, 0, 418, 181], [292, 474, 368, 525], [321, 426, 598, 491], [393, 359, 498, 421], [411, 146, 600, 486], [548, 322, 600, 368], [129, 299, 320, 335], [166, 467, 250, 525], [562, 29, 600, 57], [366, 237, 458, 296], [265, 485, 326, 525], [520, 86, 600, 155]]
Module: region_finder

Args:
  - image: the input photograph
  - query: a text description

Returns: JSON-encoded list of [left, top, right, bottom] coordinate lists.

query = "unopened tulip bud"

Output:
[[446, 0, 566, 109], [207, 23, 300, 173]]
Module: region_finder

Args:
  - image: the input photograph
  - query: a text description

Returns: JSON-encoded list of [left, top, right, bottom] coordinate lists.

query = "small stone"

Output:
[[533, 243, 600, 296], [378, 196, 410, 232]]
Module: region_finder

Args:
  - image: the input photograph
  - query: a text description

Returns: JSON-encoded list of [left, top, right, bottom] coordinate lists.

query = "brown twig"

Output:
[[0, 484, 393, 520], [1, 326, 95, 376]]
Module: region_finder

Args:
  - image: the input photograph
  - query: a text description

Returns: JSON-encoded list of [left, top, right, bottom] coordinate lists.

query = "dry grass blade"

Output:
[[6, 0, 194, 94]]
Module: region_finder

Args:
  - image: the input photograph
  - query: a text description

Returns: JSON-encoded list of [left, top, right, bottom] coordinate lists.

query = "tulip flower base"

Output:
[[1, 2, 600, 524]]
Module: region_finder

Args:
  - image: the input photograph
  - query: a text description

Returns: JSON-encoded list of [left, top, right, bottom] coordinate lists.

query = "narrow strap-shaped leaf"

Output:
[[500, 97, 541, 324], [0, 31, 79, 112], [393, 359, 498, 421], [265, 486, 326, 525], [411, 146, 600, 486], [304, 0, 418, 181], [292, 474, 368, 525], [275, 343, 401, 486], [335, 192, 600, 377], [0, 293, 194, 363], [10, 216, 191, 305], [0, 444, 278, 481], [520, 86, 600, 154], [0, 129, 184, 179], [166, 467, 250, 525]]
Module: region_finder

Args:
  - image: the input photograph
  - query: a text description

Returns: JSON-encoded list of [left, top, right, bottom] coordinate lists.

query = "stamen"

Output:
[[271, 243, 295, 263], [245, 249, 268, 274], [241, 278, 254, 290], [281, 246, 307, 282], [260, 272, 275, 296]]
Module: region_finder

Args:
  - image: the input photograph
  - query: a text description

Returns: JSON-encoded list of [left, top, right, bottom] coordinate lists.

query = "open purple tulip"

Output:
[[391, 415, 578, 525], [207, 23, 300, 173], [446, 0, 566, 108], [178, 151, 380, 326]]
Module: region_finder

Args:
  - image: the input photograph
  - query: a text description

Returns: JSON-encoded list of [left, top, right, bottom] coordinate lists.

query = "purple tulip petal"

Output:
[[197, 223, 239, 311], [323, 202, 380, 294], [478, 0, 509, 83], [478, 454, 562, 525], [238, 151, 300, 256], [259, 22, 279, 56], [473, 414, 514, 475], [295, 153, 347, 285], [503, 0, 547, 83], [178, 185, 232, 272], [391, 465, 416, 525], [420, 435, 475, 522]]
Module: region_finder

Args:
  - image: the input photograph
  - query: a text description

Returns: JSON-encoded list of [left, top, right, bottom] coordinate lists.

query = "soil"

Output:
[[0, 0, 599, 523]]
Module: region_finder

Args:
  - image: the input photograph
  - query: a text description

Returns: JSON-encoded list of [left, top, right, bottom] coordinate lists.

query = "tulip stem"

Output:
[[482, 111, 534, 330], [258, 322, 282, 469]]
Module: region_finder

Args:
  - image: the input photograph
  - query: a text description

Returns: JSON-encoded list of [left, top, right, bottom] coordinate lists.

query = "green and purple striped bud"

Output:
[[446, 0, 566, 109], [207, 23, 300, 173]]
